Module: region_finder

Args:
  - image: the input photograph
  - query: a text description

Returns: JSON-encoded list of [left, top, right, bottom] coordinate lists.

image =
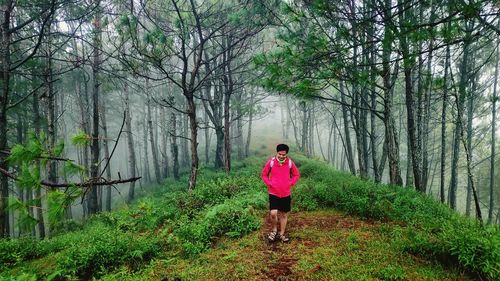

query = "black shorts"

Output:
[[269, 194, 291, 213]]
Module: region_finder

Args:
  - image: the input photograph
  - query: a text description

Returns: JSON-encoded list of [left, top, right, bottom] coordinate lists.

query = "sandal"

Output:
[[279, 234, 290, 243], [268, 231, 277, 242]]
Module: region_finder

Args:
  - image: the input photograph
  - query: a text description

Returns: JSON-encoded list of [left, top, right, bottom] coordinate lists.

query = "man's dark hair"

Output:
[[276, 144, 289, 153]]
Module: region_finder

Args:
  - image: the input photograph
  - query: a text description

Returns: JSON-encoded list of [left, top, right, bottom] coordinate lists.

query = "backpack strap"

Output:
[[270, 157, 292, 170]]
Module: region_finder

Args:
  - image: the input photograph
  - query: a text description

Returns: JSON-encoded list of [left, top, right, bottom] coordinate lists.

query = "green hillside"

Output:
[[1, 155, 498, 280]]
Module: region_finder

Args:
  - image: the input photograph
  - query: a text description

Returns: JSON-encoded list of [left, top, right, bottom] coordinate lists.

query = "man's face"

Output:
[[276, 150, 287, 161]]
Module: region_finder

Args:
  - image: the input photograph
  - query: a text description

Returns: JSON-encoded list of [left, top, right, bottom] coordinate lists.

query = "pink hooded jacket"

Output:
[[261, 157, 300, 198]]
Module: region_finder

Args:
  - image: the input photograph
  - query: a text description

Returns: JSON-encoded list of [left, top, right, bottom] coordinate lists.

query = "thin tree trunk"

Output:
[[398, 0, 422, 192], [88, 0, 102, 215], [101, 101, 112, 211], [488, 40, 498, 224], [32, 75, 45, 238], [44, 17, 57, 188], [147, 90, 161, 184], [339, 83, 356, 175], [465, 70, 477, 217], [125, 83, 137, 202], [245, 90, 254, 157], [440, 41, 451, 204], [449, 20, 473, 210], [382, 0, 402, 186], [223, 72, 231, 174], [186, 95, 199, 190], [169, 101, 180, 180], [421, 3, 435, 192], [204, 108, 210, 164], [142, 110, 151, 183], [160, 107, 169, 178], [0, 0, 12, 238], [301, 101, 307, 154], [181, 111, 190, 169], [236, 92, 243, 160]]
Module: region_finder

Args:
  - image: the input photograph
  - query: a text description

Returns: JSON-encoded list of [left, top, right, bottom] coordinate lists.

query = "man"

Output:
[[261, 144, 300, 242]]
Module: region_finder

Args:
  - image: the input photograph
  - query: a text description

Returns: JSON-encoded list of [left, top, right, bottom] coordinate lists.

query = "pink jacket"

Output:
[[261, 157, 300, 198]]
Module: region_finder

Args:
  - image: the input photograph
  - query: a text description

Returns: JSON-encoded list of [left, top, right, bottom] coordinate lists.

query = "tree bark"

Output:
[[88, 0, 102, 215], [449, 20, 473, 210], [382, 0, 402, 186], [169, 100, 180, 180], [465, 68, 477, 217], [125, 83, 137, 202], [0, 0, 12, 238], [101, 100, 112, 211], [340, 82, 356, 175], [146, 90, 161, 184], [142, 111, 151, 183], [398, 0, 423, 192], [440, 40, 451, 204], [488, 39, 498, 224], [245, 90, 254, 158], [160, 107, 169, 178]]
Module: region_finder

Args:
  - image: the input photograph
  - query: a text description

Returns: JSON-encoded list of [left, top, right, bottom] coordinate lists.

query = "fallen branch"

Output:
[[0, 166, 141, 188], [42, 177, 142, 188], [0, 150, 73, 162]]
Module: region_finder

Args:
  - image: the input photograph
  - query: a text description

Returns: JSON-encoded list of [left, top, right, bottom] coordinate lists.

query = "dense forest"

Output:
[[0, 0, 498, 279]]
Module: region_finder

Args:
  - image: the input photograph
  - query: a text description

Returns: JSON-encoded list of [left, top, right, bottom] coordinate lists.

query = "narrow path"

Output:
[[259, 211, 381, 281]]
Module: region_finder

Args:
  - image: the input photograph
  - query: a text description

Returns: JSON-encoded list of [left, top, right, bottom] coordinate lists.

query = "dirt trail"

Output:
[[259, 212, 380, 281]]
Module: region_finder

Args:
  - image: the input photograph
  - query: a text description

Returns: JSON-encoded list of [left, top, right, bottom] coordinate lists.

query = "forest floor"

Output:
[[134, 210, 473, 281]]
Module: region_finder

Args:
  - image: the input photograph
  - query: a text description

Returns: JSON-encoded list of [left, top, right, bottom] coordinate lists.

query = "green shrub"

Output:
[[0, 238, 42, 269], [55, 223, 160, 278], [175, 199, 261, 257]]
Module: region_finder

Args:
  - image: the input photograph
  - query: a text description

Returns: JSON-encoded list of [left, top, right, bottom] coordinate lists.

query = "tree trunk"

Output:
[[398, 0, 423, 192], [235, 91, 244, 160], [88, 0, 102, 215], [340, 83, 356, 175], [169, 103, 180, 180], [44, 18, 57, 188], [160, 107, 169, 178], [488, 40, 498, 224], [440, 41, 451, 203], [382, 0, 402, 186], [245, 90, 254, 157], [181, 111, 190, 169], [449, 20, 473, 210], [101, 101, 112, 211], [186, 95, 199, 190], [142, 111, 151, 183], [0, 0, 12, 238], [125, 83, 137, 202], [301, 101, 307, 154], [204, 108, 210, 164], [465, 68, 477, 216], [146, 90, 161, 184]]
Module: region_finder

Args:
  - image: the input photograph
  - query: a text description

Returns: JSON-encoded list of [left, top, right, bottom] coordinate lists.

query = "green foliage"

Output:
[[175, 199, 261, 257], [54, 223, 161, 278], [376, 265, 406, 280], [0, 238, 43, 270], [70, 131, 91, 146], [2, 155, 498, 280], [47, 187, 82, 226], [289, 155, 500, 279]]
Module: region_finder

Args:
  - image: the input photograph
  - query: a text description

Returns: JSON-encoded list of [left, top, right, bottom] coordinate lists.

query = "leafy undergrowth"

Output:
[[102, 211, 473, 281], [0, 155, 498, 280]]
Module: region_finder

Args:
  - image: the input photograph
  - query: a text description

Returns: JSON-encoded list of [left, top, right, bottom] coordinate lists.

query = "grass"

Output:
[[0, 154, 498, 280], [105, 210, 472, 281]]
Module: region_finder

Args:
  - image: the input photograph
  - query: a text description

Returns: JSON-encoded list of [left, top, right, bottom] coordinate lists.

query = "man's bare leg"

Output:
[[270, 209, 278, 233], [278, 211, 288, 237]]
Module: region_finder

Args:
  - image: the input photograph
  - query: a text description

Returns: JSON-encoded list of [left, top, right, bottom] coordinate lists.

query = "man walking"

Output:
[[261, 144, 300, 242]]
